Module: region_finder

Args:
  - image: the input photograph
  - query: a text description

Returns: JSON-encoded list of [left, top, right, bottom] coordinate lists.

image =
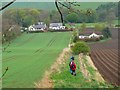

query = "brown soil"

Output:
[[89, 28, 119, 85], [35, 48, 70, 88]]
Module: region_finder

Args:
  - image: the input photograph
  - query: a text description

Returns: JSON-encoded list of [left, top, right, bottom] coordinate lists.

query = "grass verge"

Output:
[[50, 53, 113, 88]]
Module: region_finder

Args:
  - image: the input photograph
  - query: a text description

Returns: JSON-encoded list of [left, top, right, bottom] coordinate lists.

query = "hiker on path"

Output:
[[69, 56, 76, 76]]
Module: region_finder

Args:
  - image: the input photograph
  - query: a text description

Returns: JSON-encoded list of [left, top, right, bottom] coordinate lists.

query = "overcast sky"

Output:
[[1, 0, 120, 2]]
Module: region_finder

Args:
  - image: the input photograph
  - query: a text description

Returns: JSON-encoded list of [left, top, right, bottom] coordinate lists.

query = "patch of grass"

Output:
[[113, 20, 119, 25], [65, 22, 106, 28], [51, 55, 113, 88], [82, 56, 96, 76], [2, 32, 71, 88]]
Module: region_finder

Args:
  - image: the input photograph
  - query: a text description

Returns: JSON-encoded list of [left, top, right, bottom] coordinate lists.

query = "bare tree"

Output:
[[0, 0, 16, 11], [55, 0, 81, 25]]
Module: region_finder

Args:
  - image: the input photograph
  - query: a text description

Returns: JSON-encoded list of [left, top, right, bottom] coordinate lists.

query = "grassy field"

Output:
[[66, 20, 118, 28], [65, 22, 106, 28], [2, 32, 71, 88], [2, 2, 107, 11], [51, 55, 113, 88]]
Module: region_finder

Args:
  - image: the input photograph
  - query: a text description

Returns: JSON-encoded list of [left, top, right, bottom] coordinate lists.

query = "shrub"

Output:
[[115, 25, 120, 27], [72, 30, 79, 43], [94, 23, 106, 31], [102, 27, 112, 38], [66, 13, 79, 23], [71, 41, 90, 55], [81, 23, 86, 31]]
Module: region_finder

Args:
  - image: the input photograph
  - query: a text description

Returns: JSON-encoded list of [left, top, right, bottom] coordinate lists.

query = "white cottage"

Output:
[[89, 33, 103, 38], [49, 23, 65, 30], [79, 32, 103, 39], [28, 22, 46, 32]]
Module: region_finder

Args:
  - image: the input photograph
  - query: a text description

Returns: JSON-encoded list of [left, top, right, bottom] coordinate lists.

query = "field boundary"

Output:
[[79, 53, 105, 83], [35, 48, 70, 88]]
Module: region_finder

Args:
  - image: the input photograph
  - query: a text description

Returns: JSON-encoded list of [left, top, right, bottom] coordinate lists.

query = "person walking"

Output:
[[69, 56, 76, 76]]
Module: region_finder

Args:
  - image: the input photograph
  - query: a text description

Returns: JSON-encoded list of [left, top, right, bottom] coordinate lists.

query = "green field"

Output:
[[2, 2, 108, 11], [2, 32, 71, 88], [51, 55, 113, 88], [66, 20, 118, 28]]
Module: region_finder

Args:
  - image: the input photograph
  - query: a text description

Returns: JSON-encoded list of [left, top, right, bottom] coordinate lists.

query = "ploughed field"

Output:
[[89, 28, 119, 85], [2, 32, 71, 88]]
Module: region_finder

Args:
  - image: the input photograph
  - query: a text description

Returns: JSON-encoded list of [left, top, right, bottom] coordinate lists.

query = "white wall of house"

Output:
[[49, 23, 65, 30], [49, 26, 60, 30], [89, 33, 99, 38], [28, 25, 35, 31], [28, 23, 46, 31], [79, 33, 103, 39], [79, 35, 89, 39]]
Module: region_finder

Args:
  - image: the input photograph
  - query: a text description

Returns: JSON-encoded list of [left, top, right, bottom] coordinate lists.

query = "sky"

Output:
[[1, 0, 120, 2]]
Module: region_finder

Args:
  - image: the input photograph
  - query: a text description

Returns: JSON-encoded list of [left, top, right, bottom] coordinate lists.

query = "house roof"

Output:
[[33, 24, 46, 29], [50, 23, 62, 27], [89, 33, 99, 37], [79, 29, 102, 35]]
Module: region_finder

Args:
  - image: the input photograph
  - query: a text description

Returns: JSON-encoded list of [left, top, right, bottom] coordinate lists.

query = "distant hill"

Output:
[[75, 2, 108, 10], [2, 2, 108, 11], [2, 2, 57, 11]]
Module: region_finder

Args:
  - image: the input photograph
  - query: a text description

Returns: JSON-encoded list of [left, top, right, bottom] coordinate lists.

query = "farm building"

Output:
[[79, 29, 103, 39], [89, 33, 103, 38], [28, 22, 47, 32], [49, 23, 65, 30], [79, 32, 103, 39]]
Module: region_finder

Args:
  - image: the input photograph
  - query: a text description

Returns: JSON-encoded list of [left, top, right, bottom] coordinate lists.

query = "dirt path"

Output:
[[79, 54, 91, 81], [78, 53, 104, 83], [86, 55, 105, 82], [35, 48, 70, 88]]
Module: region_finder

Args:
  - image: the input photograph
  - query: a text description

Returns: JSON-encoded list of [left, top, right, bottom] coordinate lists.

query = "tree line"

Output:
[[2, 2, 118, 27], [2, 2, 118, 43]]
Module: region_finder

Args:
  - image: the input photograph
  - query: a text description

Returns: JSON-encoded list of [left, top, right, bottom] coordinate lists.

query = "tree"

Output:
[[78, 11, 88, 23], [96, 2, 118, 22], [81, 23, 86, 31], [102, 27, 112, 38], [71, 41, 90, 55], [106, 11, 116, 27], [94, 23, 105, 31], [3, 8, 40, 27], [72, 30, 79, 43], [44, 17, 50, 27], [66, 13, 79, 23], [86, 9, 97, 23], [22, 15, 35, 27]]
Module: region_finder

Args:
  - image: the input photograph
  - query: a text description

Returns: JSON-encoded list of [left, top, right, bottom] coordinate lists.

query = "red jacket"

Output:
[[70, 61, 76, 70]]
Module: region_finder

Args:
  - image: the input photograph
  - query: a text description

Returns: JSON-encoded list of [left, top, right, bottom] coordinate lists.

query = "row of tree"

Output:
[[65, 2, 118, 24], [2, 2, 118, 28]]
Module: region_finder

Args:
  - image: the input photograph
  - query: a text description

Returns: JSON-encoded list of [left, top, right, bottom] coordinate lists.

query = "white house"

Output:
[[79, 35, 89, 39], [79, 32, 103, 39], [28, 22, 47, 32], [89, 33, 103, 38], [49, 23, 65, 30]]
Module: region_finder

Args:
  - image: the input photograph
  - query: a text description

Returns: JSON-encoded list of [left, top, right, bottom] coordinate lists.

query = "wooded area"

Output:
[[2, 2, 118, 43]]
